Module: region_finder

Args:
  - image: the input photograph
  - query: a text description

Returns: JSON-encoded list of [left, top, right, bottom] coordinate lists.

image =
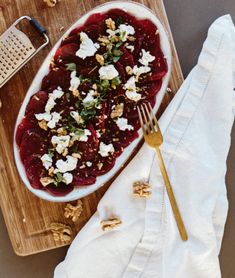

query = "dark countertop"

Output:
[[0, 0, 235, 277]]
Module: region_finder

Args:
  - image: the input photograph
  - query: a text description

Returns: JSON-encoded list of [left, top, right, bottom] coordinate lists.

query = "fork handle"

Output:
[[155, 147, 188, 241]]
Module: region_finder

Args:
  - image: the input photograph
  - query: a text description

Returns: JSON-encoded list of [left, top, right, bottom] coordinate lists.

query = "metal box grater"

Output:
[[0, 16, 49, 88]]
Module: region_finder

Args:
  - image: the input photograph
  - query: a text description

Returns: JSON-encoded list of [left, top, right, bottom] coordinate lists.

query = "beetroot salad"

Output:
[[15, 9, 168, 196]]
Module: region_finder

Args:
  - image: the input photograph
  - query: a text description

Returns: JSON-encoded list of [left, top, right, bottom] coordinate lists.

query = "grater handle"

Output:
[[29, 17, 47, 35]]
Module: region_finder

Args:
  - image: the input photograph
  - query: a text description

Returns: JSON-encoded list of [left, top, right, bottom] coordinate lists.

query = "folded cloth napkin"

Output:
[[54, 15, 235, 278]]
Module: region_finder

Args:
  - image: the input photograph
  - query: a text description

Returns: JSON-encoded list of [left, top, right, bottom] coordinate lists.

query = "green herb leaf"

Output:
[[48, 148, 54, 158], [119, 31, 126, 42], [97, 79, 110, 93], [112, 49, 123, 57], [113, 56, 121, 63], [80, 108, 96, 120], [66, 63, 76, 71], [54, 172, 64, 186], [116, 16, 124, 26], [79, 75, 91, 84], [111, 76, 121, 87], [65, 92, 71, 102], [116, 41, 123, 48]]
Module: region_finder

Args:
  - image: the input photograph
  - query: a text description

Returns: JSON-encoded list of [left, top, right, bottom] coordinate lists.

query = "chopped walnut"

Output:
[[62, 148, 68, 157], [97, 162, 103, 170], [38, 120, 48, 131], [110, 103, 124, 119], [57, 127, 67, 135], [64, 200, 83, 222], [50, 222, 72, 243], [133, 181, 152, 198], [125, 66, 133, 75], [167, 87, 172, 93], [40, 177, 54, 187], [98, 36, 110, 45], [92, 83, 97, 90], [72, 89, 80, 98], [43, 0, 58, 7], [68, 139, 74, 147], [95, 54, 104, 65], [100, 216, 122, 231], [48, 167, 55, 176], [155, 29, 160, 35], [127, 36, 136, 41], [72, 152, 81, 159], [105, 18, 116, 31]]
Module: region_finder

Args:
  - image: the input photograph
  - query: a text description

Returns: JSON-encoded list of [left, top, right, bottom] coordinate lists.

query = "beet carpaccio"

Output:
[[16, 9, 168, 196]]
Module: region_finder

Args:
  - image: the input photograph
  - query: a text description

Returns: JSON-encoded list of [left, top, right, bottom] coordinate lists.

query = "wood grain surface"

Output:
[[0, 0, 183, 256]]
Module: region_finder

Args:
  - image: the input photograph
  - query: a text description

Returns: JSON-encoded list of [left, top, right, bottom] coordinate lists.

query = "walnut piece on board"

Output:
[[64, 200, 83, 222], [50, 222, 72, 243]]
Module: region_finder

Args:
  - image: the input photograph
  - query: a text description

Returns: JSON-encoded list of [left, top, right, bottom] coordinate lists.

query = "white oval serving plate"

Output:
[[14, 1, 172, 202]]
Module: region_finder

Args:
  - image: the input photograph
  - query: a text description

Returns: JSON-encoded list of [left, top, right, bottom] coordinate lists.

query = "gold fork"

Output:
[[137, 103, 188, 241]]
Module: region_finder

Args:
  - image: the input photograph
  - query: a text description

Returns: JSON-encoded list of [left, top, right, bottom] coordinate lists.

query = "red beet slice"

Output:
[[41, 68, 71, 92], [84, 13, 107, 26], [20, 130, 47, 162], [105, 9, 137, 26], [92, 155, 116, 176], [16, 113, 38, 146], [76, 124, 99, 161], [119, 47, 135, 68], [72, 174, 96, 187], [45, 183, 74, 196], [54, 43, 79, 62], [25, 91, 48, 115], [26, 158, 45, 189], [115, 62, 126, 83], [61, 35, 80, 46]]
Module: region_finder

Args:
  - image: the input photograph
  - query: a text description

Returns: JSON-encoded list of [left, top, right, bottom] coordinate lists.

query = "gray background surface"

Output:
[[1, 0, 235, 277]]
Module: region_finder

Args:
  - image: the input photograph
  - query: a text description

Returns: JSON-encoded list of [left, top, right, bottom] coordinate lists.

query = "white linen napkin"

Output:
[[54, 15, 235, 278]]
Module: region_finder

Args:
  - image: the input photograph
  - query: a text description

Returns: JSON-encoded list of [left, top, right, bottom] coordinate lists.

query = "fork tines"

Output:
[[137, 103, 159, 134]]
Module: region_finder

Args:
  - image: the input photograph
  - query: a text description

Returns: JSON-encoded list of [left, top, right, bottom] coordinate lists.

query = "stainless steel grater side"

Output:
[[0, 16, 49, 88]]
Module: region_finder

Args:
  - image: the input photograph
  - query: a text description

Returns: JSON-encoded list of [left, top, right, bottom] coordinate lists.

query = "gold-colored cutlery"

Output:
[[137, 103, 188, 241]]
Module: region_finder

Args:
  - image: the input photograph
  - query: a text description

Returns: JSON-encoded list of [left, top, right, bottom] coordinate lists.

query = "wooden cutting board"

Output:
[[0, 0, 183, 256]]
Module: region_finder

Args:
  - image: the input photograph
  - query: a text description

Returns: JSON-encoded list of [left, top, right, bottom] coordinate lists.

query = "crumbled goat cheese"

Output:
[[99, 65, 119, 80], [119, 24, 135, 41], [124, 76, 142, 102], [79, 129, 91, 142], [116, 117, 134, 131], [63, 172, 73, 184], [126, 44, 134, 52], [70, 111, 84, 124], [41, 154, 53, 170], [54, 155, 78, 173], [139, 49, 155, 66], [98, 142, 115, 157], [51, 135, 70, 154], [76, 32, 100, 59], [126, 90, 142, 102], [86, 161, 92, 167], [45, 97, 56, 113], [82, 92, 95, 104], [106, 29, 116, 37], [35, 112, 51, 121], [133, 65, 151, 76], [47, 112, 61, 129], [45, 87, 64, 113], [69, 71, 80, 92], [52, 87, 64, 99]]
